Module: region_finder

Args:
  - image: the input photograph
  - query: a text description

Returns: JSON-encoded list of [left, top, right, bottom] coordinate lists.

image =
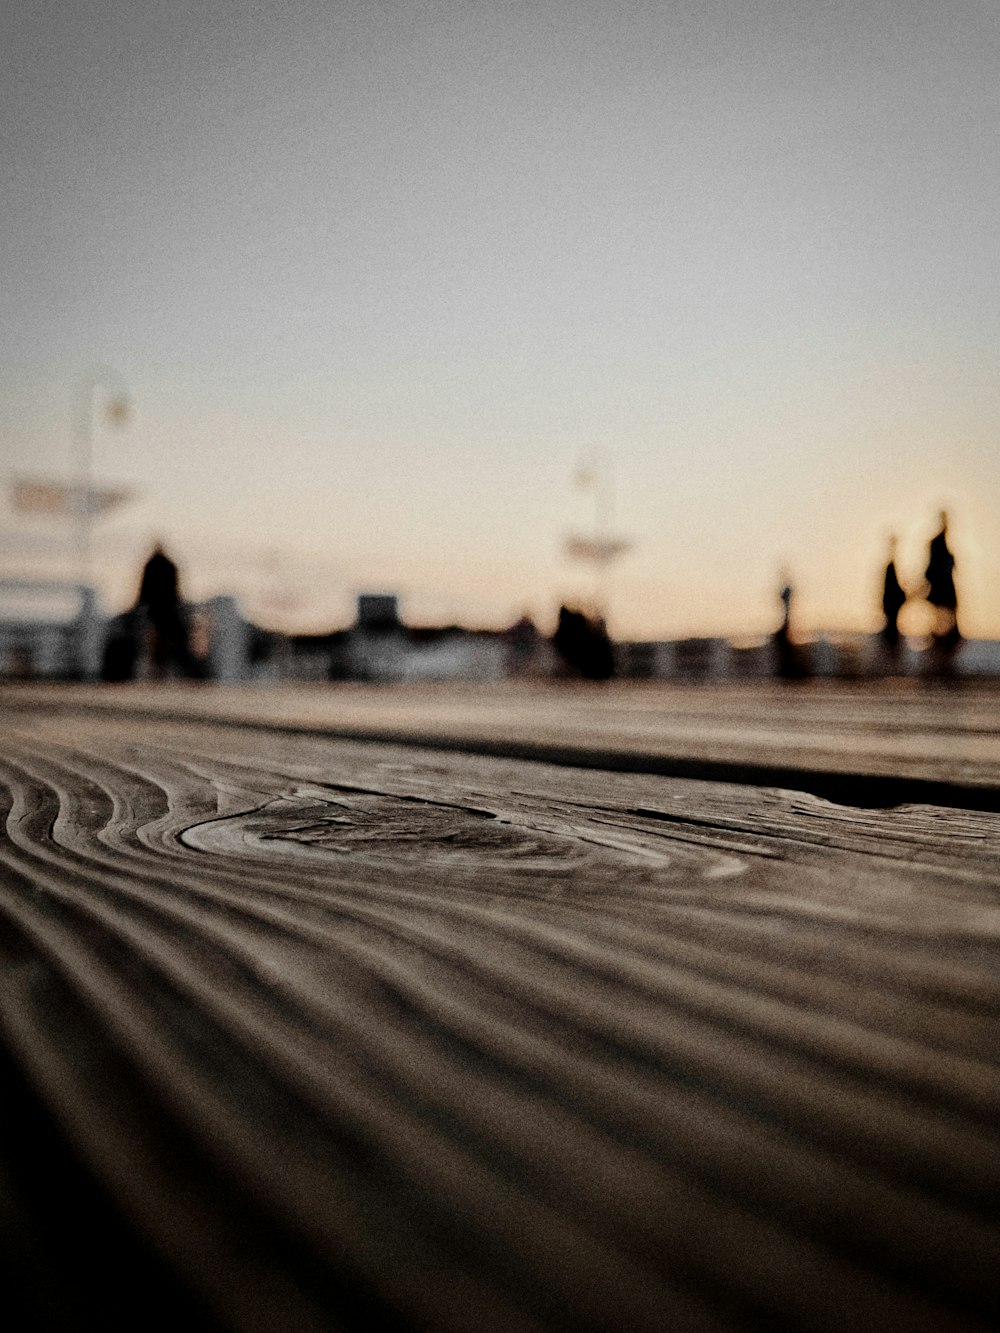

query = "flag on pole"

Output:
[[10, 477, 134, 519], [564, 534, 632, 564]]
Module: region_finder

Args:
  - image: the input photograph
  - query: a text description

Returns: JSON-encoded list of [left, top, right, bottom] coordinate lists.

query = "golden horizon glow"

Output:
[[3, 2, 998, 641]]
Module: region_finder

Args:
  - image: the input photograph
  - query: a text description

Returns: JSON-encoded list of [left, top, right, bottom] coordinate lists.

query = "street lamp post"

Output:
[[74, 366, 130, 592], [73, 367, 129, 679], [565, 450, 632, 627]]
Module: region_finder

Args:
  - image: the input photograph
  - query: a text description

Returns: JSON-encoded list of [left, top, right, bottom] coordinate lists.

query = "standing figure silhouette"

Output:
[[137, 543, 194, 680], [880, 534, 907, 665], [773, 574, 804, 679], [923, 511, 960, 675]]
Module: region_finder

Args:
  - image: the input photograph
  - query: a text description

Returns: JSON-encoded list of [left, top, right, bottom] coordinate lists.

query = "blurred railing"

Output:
[[4, 581, 998, 684], [0, 578, 104, 680]]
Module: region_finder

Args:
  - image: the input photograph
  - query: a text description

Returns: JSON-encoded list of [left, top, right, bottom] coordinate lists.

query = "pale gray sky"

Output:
[[3, 0, 999, 635]]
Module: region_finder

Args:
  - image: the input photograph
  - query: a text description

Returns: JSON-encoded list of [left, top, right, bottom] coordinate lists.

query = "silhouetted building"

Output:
[[356, 594, 401, 632], [505, 614, 541, 676], [348, 593, 404, 681]]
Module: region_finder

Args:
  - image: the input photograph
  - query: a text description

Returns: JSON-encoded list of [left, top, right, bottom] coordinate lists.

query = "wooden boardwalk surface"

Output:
[[9, 679, 1000, 798], [1, 685, 999, 1330]]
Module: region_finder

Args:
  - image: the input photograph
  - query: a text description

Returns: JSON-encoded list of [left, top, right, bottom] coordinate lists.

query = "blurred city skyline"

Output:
[[3, 0, 999, 639]]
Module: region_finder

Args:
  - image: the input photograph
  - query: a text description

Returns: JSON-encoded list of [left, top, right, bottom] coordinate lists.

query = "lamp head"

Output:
[[106, 394, 129, 427]]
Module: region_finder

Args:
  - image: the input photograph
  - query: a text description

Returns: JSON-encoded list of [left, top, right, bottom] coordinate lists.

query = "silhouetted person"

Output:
[[100, 608, 141, 682], [505, 613, 540, 676], [553, 605, 614, 680], [923, 511, 960, 675], [137, 543, 193, 679], [554, 606, 587, 677], [585, 614, 615, 680], [880, 534, 907, 661], [773, 575, 805, 679]]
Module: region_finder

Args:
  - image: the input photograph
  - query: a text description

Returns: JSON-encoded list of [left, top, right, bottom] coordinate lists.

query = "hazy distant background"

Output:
[[3, 0, 998, 638]]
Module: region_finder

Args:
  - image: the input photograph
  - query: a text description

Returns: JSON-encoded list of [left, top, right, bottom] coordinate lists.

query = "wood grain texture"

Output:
[[8, 679, 1000, 802], [1, 704, 999, 1331]]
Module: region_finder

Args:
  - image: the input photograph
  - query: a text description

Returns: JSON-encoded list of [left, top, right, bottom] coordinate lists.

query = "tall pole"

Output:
[[578, 449, 615, 622], [595, 454, 615, 624], [569, 448, 630, 631], [72, 368, 129, 679], [73, 367, 129, 591]]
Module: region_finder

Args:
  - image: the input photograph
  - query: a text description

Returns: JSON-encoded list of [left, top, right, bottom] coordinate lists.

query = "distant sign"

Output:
[[10, 477, 134, 519], [564, 534, 632, 565]]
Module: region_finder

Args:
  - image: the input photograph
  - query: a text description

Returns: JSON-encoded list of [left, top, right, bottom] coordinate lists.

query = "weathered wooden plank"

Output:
[[7, 680, 1000, 799], [0, 705, 998, 1330]]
